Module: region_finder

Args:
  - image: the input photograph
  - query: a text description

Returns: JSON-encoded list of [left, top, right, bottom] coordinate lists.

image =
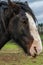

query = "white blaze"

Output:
[[26, 12, 42, 56]]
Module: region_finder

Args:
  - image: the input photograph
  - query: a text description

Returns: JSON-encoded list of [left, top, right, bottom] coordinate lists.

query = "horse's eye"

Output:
[[23, 21, 27, 24]]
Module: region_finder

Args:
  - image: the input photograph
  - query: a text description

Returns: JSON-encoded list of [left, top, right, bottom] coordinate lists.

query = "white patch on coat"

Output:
[[26, 12, 42, 56]]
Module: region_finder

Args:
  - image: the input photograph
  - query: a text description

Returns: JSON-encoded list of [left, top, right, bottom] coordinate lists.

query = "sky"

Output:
[[1, 0, 43, 24], [29, 0, 43, 24]]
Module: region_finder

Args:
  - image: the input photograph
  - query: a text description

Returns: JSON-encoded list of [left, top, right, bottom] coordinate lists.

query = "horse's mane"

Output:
[[0, 1, 37, 23], [0, 1, 8, 6], [12, 1, 37, 23]]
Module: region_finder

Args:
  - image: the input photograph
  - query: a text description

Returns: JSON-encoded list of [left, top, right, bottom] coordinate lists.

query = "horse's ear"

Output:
[[7, 0, 15, 7], [8, 0, 19, 8], [8, 0, 12, 6], [7, 1, 21, 13], [8, 0, 11, 4]]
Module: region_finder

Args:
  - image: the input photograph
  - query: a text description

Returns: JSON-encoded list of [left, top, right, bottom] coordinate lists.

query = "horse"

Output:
[[0, 0, 42, 57]]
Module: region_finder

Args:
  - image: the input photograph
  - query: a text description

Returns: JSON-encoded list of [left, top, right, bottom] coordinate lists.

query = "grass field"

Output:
[[0, 34, 43, 65], [40, 34, 43, 45], [40, 34, 43, 40]]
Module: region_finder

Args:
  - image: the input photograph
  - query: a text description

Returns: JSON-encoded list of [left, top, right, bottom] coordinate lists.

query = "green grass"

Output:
[[0, 34, 43, 65], [0, 41, 22, 53], [40, 34, 43, 40], [40, 34, 43, 45], [0, 52, 43, 65], [3, 41, 19, 49]]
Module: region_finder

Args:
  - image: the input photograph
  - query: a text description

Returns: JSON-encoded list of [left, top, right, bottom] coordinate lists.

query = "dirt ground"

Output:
[[0, 41, 43, 65], [0, 52, 43, 65], [0, 47, 43, 65]]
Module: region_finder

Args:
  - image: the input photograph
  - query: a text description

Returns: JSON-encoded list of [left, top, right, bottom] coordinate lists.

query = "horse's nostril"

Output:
[[34, 47, 37, 53]]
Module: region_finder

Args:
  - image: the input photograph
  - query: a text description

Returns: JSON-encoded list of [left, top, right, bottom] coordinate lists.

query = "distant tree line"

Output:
[[38, 23, 43, 34]]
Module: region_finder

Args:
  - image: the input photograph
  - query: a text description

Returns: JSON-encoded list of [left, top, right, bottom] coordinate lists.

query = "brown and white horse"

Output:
[[0, 0, 42, 57]]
